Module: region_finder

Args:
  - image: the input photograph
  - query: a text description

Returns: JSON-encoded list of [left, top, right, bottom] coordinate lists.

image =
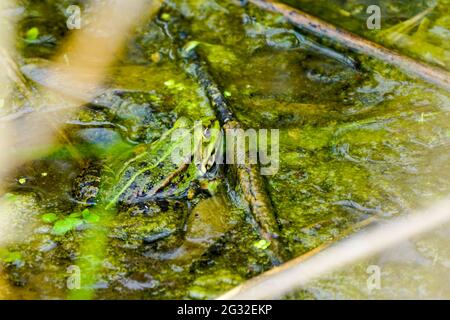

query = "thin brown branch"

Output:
[[184, 50, 285, 263], [248, 0, 450, 91]]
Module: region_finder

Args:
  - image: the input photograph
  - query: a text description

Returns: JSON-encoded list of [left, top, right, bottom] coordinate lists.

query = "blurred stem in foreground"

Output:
[[0, 1, 162, 293], [0, 0, 19, 187], [218, 196, 450, 300], [0, 0, 162, 184], [0, 0, 17, 297]]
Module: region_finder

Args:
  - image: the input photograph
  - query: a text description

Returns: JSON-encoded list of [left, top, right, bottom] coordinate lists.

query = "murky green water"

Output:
[[0, 0, 449, 299]]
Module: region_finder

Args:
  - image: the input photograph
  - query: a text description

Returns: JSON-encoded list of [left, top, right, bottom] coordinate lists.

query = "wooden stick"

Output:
[[248, 0, 450, 91], [184, 50, 285, 263]]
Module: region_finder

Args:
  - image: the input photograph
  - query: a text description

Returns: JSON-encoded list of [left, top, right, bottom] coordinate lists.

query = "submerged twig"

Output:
[[248, 0, 450, 91], [183, 50, 285, 263]]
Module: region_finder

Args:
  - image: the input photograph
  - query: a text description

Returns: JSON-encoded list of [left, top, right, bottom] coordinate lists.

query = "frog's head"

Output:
[[194, 120, 222, 175], [168, 118, 222, 176]]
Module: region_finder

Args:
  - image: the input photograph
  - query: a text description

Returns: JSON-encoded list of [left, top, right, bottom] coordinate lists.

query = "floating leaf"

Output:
[[52, 217, 83, 235], [69, 211, 82, 218], [82, 209, 91, 219], [41, 213, 58, 224], [81, 208, 99, 223], [85, 214, 100, 223], [25, 27, 39, 41]]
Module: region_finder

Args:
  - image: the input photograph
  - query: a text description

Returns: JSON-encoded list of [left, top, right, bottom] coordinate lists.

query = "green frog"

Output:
[[103, 117, 221, 209], [73, 117, 223, 246]]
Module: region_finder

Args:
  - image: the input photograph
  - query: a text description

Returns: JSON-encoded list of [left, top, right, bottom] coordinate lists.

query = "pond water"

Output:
[[0, 0, 449, 299]]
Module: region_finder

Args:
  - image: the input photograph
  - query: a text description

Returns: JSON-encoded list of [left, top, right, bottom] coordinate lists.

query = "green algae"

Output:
[[0, 0, 449, 299]]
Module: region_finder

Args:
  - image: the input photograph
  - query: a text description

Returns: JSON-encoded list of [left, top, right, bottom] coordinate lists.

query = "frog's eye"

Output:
[[203, 128, 211, 140]]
